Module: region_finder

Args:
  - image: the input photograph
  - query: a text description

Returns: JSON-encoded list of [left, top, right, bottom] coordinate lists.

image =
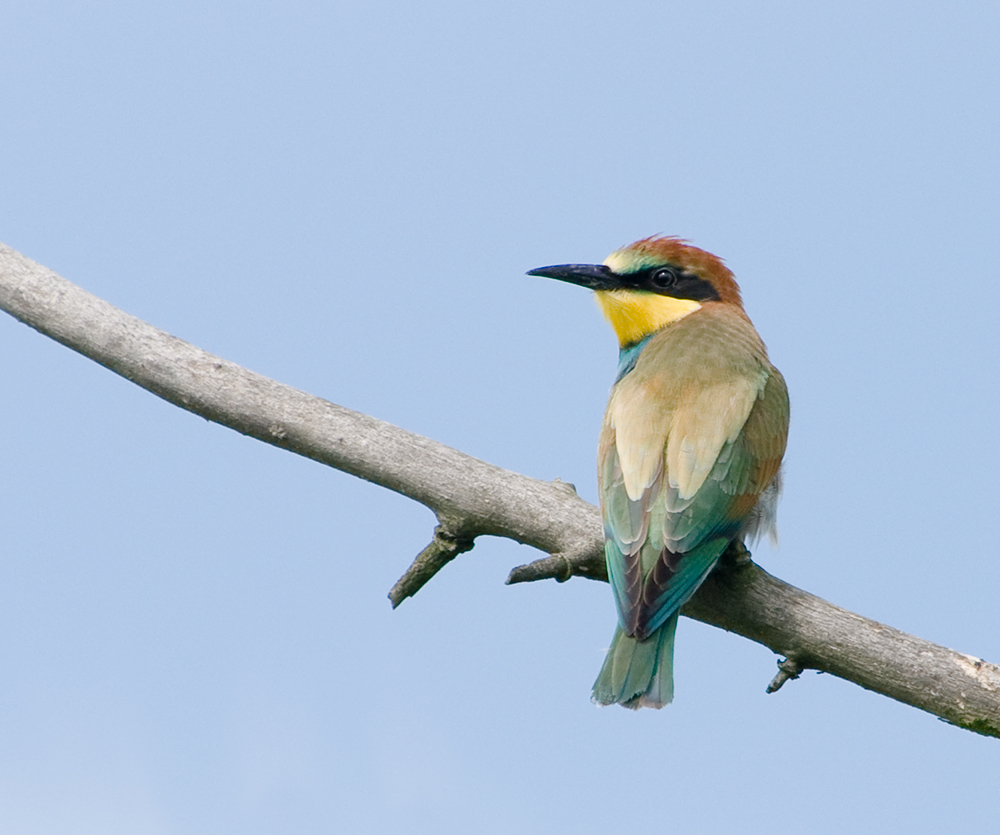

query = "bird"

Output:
[[528, 236, 789, 708]]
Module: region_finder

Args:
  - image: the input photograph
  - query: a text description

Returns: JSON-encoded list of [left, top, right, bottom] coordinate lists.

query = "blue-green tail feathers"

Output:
[[592, 613, 679, 709], [595, 536, 728, 708]]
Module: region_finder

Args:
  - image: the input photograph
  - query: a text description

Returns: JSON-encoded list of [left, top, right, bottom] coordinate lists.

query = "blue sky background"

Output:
[[2, 1, 999, 832]]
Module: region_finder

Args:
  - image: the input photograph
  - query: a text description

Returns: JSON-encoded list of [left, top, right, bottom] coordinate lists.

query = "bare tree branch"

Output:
[[2, 242, 998, 738]]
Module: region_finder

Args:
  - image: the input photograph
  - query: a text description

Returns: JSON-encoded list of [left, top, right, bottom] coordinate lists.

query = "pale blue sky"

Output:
[[3, 2, 999, 832]]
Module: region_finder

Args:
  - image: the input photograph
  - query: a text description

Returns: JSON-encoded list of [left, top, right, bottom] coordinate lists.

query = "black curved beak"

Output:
[[526, 263, 619, 291]]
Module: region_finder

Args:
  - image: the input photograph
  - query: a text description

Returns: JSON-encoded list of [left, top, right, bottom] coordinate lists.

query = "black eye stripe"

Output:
[[628, 267, 721, 302]]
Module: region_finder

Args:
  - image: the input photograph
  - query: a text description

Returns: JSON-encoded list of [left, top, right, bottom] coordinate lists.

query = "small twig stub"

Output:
[[767, 657, 805, 694]]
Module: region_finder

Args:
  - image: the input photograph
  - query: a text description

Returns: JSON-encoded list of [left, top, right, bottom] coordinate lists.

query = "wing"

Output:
[[600, 414, 739, 640], [599, 322, 789, 641]]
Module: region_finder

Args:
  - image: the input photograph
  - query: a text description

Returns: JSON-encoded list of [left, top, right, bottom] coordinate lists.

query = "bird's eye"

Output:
[[650, 267, 677, 290]]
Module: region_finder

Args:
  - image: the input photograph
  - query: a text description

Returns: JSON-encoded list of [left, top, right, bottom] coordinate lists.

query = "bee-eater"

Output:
[[529, 237, 789, 708]]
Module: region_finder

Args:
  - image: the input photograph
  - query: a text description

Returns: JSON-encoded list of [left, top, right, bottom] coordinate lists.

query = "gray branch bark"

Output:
[[2, 242, 998, 738]]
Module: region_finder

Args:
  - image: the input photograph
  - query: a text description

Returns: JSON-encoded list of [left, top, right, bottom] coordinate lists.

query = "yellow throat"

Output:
[[594, 289, 701, 348]]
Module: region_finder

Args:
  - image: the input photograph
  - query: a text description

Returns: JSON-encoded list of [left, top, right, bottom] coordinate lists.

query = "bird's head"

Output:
[[528, 236, 742, 348]]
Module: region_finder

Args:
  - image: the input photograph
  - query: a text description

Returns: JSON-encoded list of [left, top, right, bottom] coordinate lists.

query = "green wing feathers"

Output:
[[594, 311, 789, 707]]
